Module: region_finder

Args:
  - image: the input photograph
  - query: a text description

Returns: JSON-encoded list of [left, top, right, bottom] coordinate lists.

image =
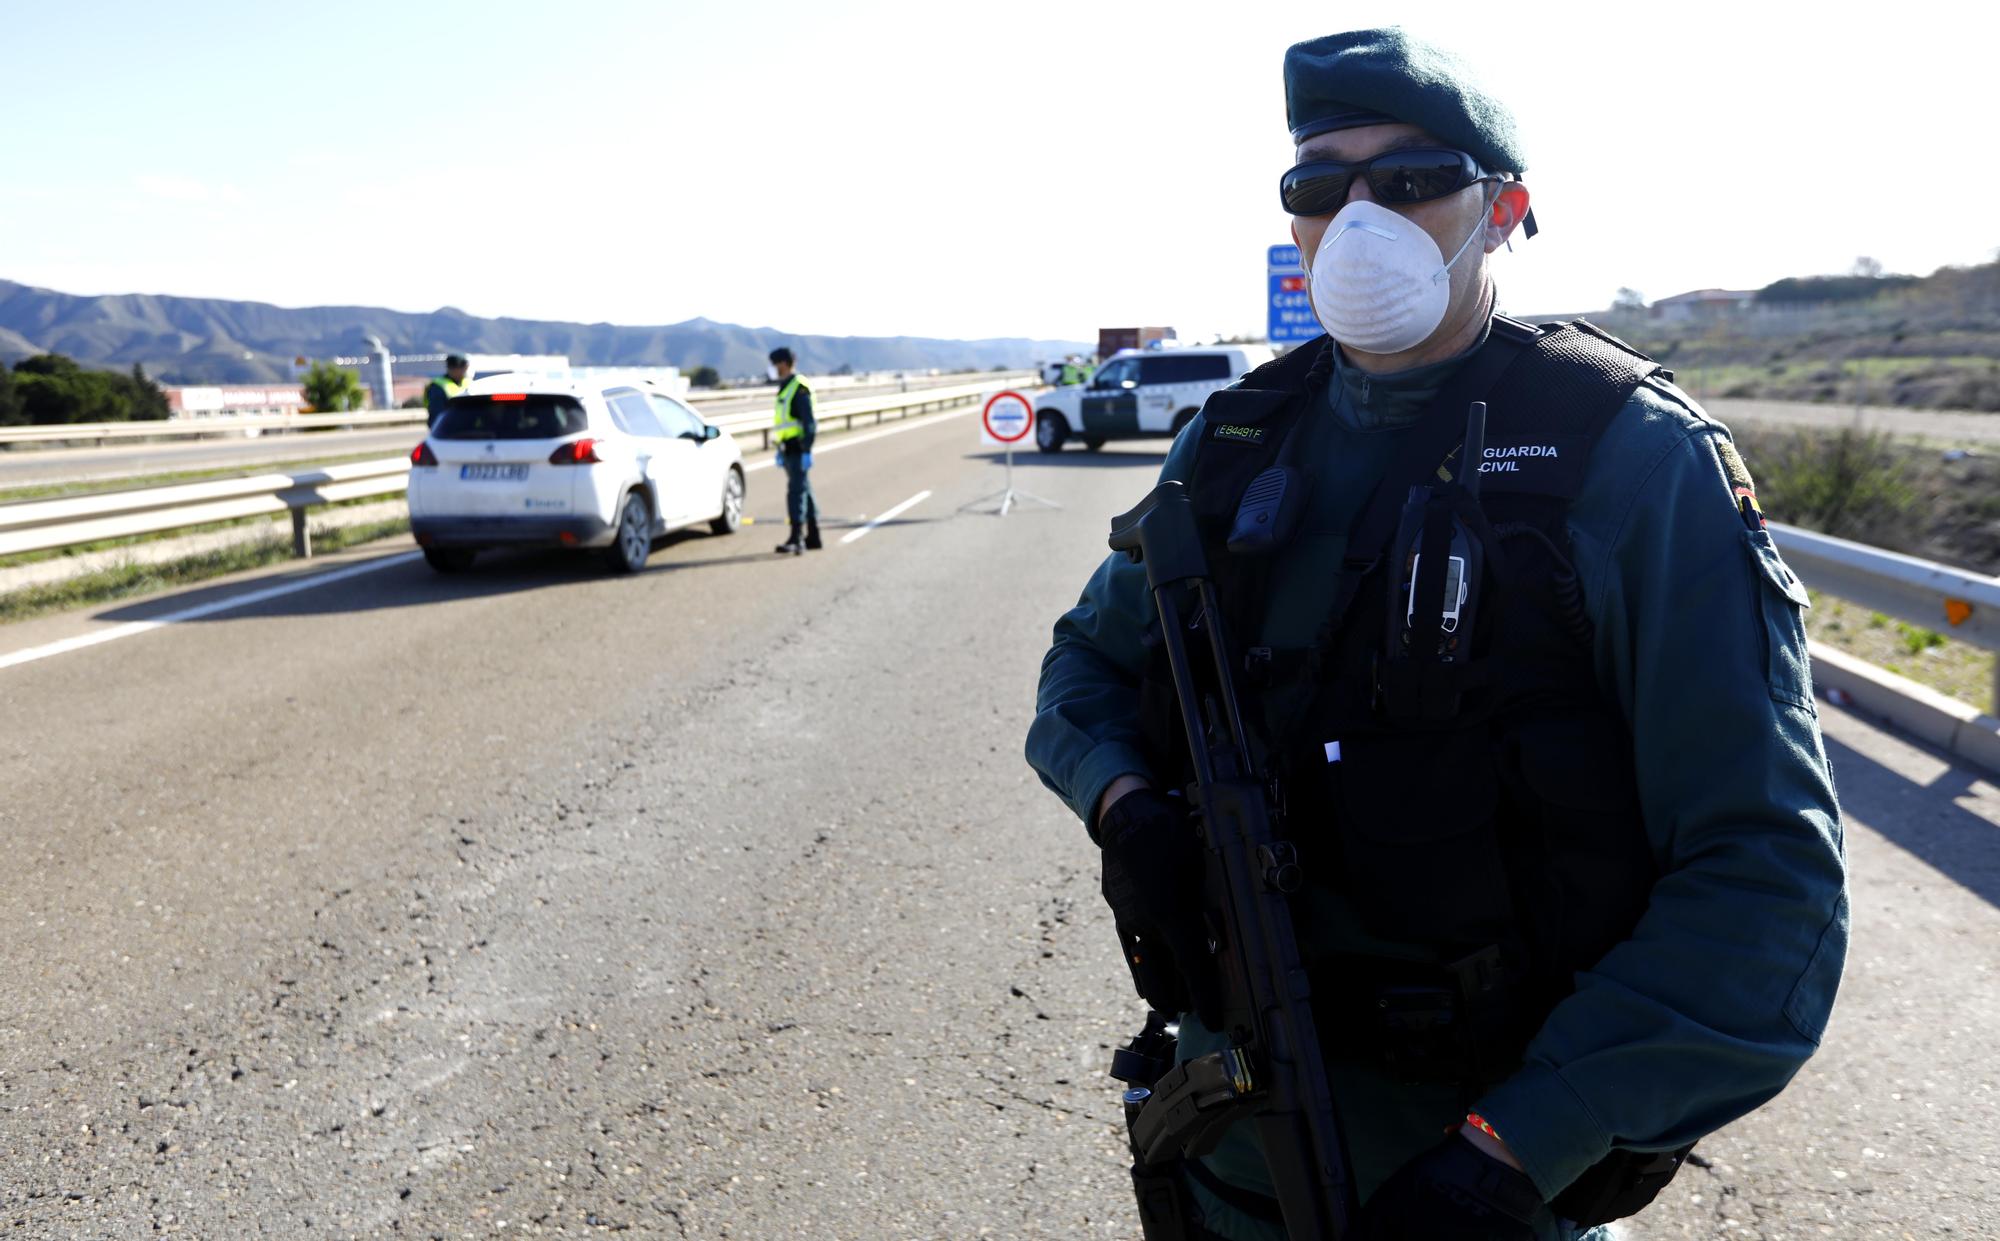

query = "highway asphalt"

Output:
[[1706, 397, 2000, 448], [1, 410, 1995, 1238]]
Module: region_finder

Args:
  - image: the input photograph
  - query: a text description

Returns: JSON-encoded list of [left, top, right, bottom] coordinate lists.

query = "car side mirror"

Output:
[[703, 424, 721, 441]]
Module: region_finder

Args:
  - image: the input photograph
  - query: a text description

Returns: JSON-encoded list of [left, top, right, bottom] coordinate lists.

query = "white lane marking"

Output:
[[840, 490, 932, 545], [741, 405, 975, 473], [0, 552, 423, 672]]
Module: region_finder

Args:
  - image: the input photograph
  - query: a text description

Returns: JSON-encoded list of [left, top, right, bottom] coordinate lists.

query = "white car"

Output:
[[1032, 344, 1275, 452], [408, 375, 746, 574]]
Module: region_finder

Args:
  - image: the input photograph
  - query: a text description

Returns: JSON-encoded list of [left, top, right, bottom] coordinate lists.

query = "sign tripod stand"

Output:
[[963, 390, 1060, 517]]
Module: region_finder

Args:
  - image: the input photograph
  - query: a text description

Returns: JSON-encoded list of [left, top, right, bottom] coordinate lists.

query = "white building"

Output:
[[164, 384, 308, 419], [1650, 289, 1758, 322]]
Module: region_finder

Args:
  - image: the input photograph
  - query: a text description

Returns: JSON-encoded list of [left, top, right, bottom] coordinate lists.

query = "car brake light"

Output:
[[491, 392, 528, 401], [411, 441, 438, 467], [549, 438, 601, 465]]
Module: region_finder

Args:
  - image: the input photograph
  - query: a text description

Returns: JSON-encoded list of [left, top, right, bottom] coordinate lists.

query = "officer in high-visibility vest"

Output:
[[424, 354, 468, 427], [769, 346, 821, 555], [1058, 357, 1095, 386]]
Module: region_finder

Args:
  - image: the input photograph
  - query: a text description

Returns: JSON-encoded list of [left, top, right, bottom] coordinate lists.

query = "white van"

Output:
[[1031, 344, 1275, 452]]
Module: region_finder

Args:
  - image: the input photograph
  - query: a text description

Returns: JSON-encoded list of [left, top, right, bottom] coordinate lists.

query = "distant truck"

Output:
[[1031, 342, 1273, 453], [1098, 326, 1177, 357]]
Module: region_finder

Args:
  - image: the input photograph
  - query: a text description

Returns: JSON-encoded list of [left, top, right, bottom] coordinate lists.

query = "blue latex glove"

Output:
[[799, 452, 813, 470]]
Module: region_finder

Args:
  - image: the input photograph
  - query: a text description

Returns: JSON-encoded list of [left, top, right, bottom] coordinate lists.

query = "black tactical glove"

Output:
[[1097, 787, 1222, 1025], [1355, 1135, 1550, 1241]]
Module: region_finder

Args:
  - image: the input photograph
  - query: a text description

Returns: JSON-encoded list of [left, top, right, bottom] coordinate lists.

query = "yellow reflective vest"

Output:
[[773, 375, 810, 443]]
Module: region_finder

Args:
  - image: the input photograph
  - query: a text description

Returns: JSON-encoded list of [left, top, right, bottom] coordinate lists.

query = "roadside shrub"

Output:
[[1896, 622, 1946, 656], [1742, 427, 1919, 548], [8, 354, 171, 424]]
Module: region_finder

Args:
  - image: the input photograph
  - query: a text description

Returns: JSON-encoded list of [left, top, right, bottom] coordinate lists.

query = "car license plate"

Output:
[[460, 464, 528, 481]]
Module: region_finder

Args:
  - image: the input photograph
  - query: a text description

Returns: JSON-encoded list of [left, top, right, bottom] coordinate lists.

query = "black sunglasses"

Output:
[[1279, 147, 1491, 215]]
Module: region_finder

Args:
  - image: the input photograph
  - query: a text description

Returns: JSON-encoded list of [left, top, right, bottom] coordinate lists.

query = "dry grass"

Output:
[[0, 517, 410, 625], [0, 451, 397, 504], [1805, 589, 1995, 714]]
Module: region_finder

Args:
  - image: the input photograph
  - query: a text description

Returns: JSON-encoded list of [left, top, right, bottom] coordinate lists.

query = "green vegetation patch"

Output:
[[1, 354, 170, 426], [1805, 589, 1994, 715], [0, 493, 402, 570], [1597, 257, 2000, 412], [1732, 426, 2000, 574]]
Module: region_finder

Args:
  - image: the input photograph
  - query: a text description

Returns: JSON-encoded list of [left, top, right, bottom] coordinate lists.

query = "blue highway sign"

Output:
[[1267, 243, 1320, 345]]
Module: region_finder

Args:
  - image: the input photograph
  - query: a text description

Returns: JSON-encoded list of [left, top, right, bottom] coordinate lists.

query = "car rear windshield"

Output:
[[1138, 355, 1234, 385], [432, 395, 588, 440]]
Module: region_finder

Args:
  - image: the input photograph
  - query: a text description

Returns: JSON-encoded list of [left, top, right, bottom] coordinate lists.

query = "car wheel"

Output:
[[1036, 412, 1069, 453], [605, 492, 652, 574], [1082, 436, 1105, 452], [423, 547, 476, 573], [1171, 408, 1201, 438], [710, 466, 744, 535]]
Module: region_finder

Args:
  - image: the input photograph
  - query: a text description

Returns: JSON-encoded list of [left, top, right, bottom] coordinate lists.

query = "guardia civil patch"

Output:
[[1210, 423, 1266, 444], [1715, 438, 1757, 494], [1716, 439, 1765, 528]]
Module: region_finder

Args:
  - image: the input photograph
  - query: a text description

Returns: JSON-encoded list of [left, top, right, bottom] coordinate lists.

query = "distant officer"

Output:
[[769, 347, 821, 555], [424, 354, 469, 427], [1026, 26, 1847, 1241]]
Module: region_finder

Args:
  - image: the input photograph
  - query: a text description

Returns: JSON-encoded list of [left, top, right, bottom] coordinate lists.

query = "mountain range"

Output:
[[0, 280, 1089, 384]]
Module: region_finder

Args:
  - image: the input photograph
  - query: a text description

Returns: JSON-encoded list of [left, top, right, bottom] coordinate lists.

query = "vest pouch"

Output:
[[1501, 717, 1655, 975], [1323, 727, 1512, 948]]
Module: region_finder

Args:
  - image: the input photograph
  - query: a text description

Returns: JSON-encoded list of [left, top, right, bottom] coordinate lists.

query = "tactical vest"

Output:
[[1142, 319, 1698, 1221], [1144, 318, 1674, 1081], [773, 376, 810, 442]]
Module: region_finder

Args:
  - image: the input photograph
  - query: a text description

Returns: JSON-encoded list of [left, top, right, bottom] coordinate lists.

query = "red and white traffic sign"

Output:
[[981, 390, 1034, 446], [966, 388, 1060, 517]]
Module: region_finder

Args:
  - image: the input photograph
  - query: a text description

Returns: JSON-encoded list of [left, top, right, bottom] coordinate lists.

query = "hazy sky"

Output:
[[3, 1, 1994, 343]]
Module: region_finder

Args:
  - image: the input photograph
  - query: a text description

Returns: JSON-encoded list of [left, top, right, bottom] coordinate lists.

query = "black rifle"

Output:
[[1104, 480, 1355, 1239]]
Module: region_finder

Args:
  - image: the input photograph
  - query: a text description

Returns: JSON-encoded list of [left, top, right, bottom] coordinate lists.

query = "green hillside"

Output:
[[1595, 258, 2000, 412], [0, 281, 1088, 385]]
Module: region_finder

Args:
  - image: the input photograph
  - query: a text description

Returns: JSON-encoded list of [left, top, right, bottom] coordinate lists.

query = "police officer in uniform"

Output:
[[1025, 27, 1847, 1241], [769, 347, 821, 555], [424, 354, 468, 427]]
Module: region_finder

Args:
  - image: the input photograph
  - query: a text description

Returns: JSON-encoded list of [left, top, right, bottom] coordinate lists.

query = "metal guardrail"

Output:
[[0, 372, 1038, 450], [698, 377, 1037, 451], [3, 400, 1990, 713], [0, 458, 410, 559], [0, 408, 426, 447], [0, 378, 1029, 563], [1769, 520, 2000, 707]]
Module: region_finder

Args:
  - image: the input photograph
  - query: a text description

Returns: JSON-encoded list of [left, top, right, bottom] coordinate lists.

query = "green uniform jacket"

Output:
[[1024, 328, 1848, 1220]]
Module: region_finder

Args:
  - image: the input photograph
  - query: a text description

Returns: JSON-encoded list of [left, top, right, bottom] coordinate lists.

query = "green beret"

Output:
[[1284, 27, 1526, 174]]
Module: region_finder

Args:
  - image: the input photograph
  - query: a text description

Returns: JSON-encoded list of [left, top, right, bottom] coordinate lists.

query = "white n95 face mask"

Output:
[[1306, 199, 1486, 355], [766, 364, 780, 381]]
